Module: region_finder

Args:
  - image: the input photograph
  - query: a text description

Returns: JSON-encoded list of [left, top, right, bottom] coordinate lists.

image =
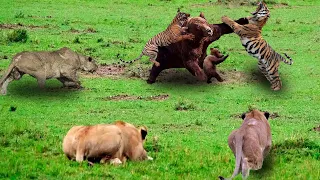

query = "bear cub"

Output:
[[203, 48, 229, 83]]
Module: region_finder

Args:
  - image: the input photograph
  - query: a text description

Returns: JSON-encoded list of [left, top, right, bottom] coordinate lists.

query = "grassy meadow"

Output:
[[0, 0, 319, 179]]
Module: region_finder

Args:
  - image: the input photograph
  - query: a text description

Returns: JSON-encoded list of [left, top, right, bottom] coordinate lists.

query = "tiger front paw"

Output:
[[221, 16, 231, 23], [154, 61, 161, 67], [181, 26, 188, 34], [186, 34, 195, 41]]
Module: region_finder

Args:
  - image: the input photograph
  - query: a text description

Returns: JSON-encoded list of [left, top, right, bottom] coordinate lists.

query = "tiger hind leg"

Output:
[[150, 58, 160, 67], [145, 48, 160, 67], [268, 70, 282, 91], [258, 62, 281, 90], [258, 62, 272, 82], [271, 79, 282, 91]]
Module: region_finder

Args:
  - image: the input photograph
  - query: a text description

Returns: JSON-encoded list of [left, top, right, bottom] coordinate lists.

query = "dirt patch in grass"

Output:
[[85, 64, 263, 85], [68, 27, 97, 34], [103, 94, 169, 101], [145, 68, 251, 84], [219, 69, 250, 84], [0, 23, 50, 29], [97, 65, 125, 76], [313, 125, 320, 132]]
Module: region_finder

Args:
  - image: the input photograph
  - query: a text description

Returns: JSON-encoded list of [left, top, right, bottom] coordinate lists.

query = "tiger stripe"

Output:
[[120, 11, 191, 67], [222, 1, 293, 90]]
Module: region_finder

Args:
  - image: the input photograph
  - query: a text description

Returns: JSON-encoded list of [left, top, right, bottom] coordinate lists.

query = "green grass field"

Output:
[[0, 0, 319, 179]]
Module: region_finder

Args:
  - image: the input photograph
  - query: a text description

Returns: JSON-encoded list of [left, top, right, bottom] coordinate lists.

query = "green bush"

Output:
[[14, 12, 25, 18], [73, 36, 81, 44], [175, 101, 196, 111], [7, 29, 28, 43]]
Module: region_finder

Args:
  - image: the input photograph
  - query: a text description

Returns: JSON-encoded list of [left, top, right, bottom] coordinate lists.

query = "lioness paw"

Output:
[[110, 158, 122, 165], [147, 156, 153, 161]]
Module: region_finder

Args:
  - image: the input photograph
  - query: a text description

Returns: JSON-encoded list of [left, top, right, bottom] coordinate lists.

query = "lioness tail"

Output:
[[219, 135, 243, 180]]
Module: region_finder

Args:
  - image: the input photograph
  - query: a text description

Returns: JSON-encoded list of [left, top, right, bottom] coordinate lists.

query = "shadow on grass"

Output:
[[251, 137, 320, 178], [247, 68, 292, 93], [251, 154, 275, 179], [6, 78, 81, 99], [155, 69, 204, 86], [247, 68, 271, 89]]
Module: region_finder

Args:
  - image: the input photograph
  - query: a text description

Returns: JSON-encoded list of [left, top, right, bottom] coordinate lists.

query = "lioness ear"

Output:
[[264, 112, 270, 120], [241, 113, 246, 120], [200, 12, 206, 19], [140, 127, 148, 140], [88, 57, 92, 62]]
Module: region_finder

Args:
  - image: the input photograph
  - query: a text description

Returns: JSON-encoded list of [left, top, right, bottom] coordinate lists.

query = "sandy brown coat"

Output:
[[219, 109, 272, 180], [62, 121, 151, 164], [0, 47, 98, 95]]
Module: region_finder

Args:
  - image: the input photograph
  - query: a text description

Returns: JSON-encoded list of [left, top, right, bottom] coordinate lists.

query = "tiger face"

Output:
[[251, 1, 270, 19], [249, 1, 270, 29], [176, 12, 190, 27]]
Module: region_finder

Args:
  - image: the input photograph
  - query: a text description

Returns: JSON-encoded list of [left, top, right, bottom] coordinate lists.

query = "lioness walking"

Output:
[[0, 47, 98, 95], [219, 109, 272, 180]]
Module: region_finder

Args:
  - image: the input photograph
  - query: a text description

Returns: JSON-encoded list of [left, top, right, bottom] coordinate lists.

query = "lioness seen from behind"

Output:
[[219, 109, 272, 180]]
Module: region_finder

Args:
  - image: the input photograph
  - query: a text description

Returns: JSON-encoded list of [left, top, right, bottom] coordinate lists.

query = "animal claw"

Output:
[[154, 62, 160, 67]]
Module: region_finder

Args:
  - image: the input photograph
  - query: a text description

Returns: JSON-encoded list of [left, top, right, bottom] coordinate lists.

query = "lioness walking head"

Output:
[[219, 109, 272, 180], [62, 121, 152, 165]]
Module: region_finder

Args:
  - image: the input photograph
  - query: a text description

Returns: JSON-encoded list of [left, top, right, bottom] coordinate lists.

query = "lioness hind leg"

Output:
[[57, 77, 80, 88], [110, 158, 122, 165], [1, 69, 23, 95], [34, 75, 46, 89], [241, 158, 250, 180], [1, 76, 14, 95]]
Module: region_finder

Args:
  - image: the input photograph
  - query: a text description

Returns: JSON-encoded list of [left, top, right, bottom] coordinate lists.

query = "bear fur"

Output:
[[147, 13, 248, 84], [203, 48, 228, 83]]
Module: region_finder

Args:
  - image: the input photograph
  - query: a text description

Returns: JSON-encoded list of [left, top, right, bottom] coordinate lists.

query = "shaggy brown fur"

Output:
[[219, 109, 272, 180], [147, 13, 249, 84], [62, 121, 152, 165], [203, 48, 228, 83]]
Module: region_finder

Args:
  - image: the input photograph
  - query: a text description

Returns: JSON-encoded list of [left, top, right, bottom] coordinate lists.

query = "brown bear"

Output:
[[203, 48, 228, 83], [147, 13, 249, 84]]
